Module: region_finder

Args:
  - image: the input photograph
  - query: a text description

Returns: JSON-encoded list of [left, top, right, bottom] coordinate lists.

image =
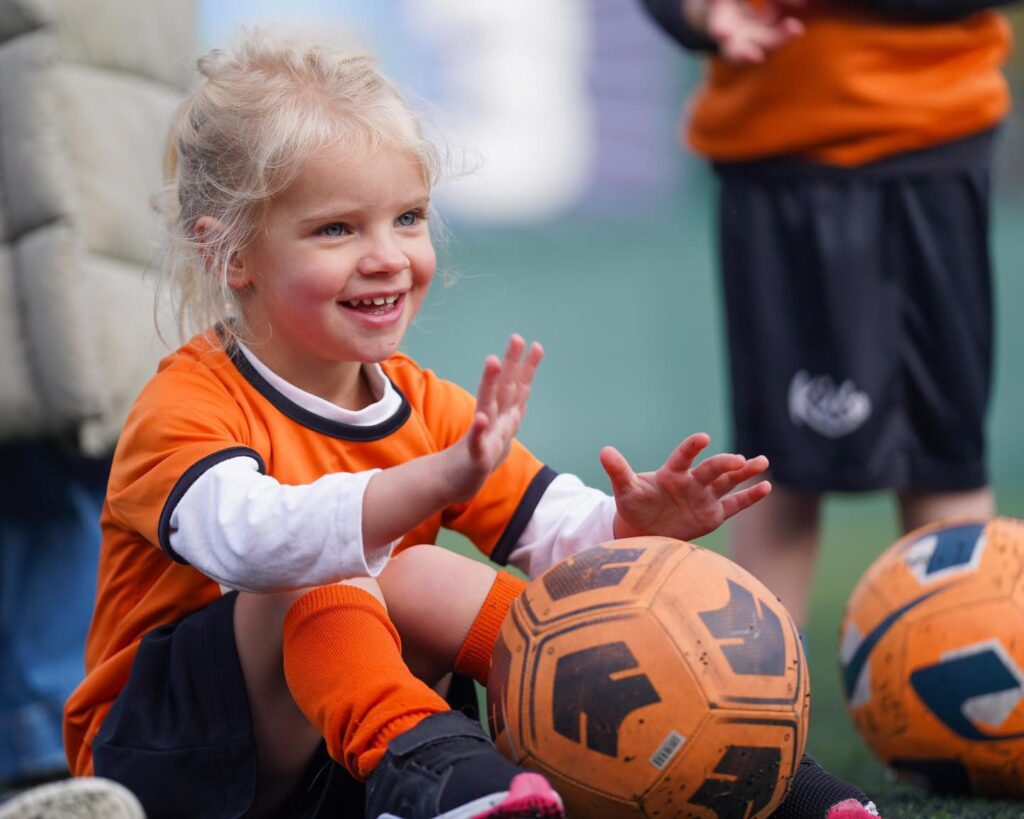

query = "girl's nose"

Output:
[[357, 233, 408, 277]]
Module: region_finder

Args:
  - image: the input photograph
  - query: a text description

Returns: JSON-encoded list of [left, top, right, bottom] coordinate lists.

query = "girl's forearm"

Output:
[[361, 447, 471, 549]]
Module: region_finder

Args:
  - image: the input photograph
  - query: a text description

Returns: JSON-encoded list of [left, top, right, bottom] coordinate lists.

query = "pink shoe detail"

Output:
[[471, 773, 565, 819], [827, 798, 881, 818]]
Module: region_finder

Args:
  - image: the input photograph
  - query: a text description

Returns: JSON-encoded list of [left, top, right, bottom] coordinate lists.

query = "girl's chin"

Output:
[[345, 338, 403, 364]]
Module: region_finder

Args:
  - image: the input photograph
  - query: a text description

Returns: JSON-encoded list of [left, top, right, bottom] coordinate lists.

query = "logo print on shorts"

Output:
[[788, 370, 872, 438]]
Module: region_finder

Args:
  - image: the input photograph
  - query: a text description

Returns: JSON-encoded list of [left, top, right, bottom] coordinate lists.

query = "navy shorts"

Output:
[[715, 132, 995, 493], [91, 592, 480, 818], [91, 592, 361, 818]]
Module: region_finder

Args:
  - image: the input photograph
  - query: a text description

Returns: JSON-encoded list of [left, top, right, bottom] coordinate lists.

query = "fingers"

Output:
[[503, 333, 543, 375], [667, 435, 769, 500], [474, 354, 502, 414], [720, 479, 773, 519], [712, 454, 770, 493], [664, 432, 711, 474], [465, 410, 491, 460], [599, 446, 637, 497], [703, 454, 769, 495], [500, 335, 543, 407], [477, 335, 543, 409]]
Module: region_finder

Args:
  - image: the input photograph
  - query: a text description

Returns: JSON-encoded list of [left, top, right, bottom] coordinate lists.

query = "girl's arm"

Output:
[[504, 474, 618, 578], [505, 434, 771, 578], [168, 457, 389, 592], [361, 335, 543, 550], [168, 335, 543, 592]]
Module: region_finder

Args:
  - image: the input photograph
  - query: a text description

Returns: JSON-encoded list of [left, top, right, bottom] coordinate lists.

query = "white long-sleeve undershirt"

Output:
[[166, 342, 618, 593], [508, 473, 617, 578]]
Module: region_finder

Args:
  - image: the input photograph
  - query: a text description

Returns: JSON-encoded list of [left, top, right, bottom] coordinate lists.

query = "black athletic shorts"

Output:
[[91, 591, 482, 819], [714, 131, 995, 493], [90, 592, 357, 818]]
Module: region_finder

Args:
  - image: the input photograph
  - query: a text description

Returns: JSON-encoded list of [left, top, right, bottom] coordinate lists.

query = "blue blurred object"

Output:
[[0, 443, 111, 783]]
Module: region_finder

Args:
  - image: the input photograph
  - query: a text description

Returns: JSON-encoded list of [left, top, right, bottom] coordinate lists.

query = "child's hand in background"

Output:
[[685, 0, 804, 63]]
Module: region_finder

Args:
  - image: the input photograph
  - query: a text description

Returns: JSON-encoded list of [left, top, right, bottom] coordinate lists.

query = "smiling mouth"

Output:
[[340, 294, 401, 314]]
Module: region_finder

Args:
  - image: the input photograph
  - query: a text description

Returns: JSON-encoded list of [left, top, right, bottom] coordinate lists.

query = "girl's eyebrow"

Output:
[[298, 196, 431, 225]]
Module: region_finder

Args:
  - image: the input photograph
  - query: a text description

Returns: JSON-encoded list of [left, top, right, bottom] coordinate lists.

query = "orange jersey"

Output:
[[687, 5, 1012, 166], [64, 333, 549, 776]]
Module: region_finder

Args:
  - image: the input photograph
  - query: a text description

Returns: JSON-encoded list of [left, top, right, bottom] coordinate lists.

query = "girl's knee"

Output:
[[381, 544, 494, 599]]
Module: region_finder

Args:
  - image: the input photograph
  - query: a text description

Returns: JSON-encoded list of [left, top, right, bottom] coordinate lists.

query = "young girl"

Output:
[[64, 31, 877, 819]]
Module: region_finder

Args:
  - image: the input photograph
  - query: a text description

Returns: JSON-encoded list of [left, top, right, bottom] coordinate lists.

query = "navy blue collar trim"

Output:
[[225, 338, 411, 442]]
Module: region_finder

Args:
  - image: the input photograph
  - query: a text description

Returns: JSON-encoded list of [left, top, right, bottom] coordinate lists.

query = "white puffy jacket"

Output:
[[0, 0, 194, 453]]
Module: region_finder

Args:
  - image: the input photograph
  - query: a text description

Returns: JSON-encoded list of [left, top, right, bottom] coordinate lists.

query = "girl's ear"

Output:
[[194, 216, 251, 290]]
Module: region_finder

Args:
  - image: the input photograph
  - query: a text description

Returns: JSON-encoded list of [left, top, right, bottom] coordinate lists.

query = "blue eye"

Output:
[[397, 211, 420, 227], [319, 223, 346, 237]]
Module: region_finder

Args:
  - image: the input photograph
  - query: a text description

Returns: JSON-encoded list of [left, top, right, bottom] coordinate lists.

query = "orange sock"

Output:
[[454, 571, 527, 685], [282, 584, 448, 779]]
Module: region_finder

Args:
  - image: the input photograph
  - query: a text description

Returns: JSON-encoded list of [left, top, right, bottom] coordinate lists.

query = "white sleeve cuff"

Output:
[[506, 473, 617, 578]]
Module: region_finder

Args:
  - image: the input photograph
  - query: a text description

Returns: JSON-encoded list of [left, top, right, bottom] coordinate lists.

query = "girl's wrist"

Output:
[[438, 443, 485, 505]]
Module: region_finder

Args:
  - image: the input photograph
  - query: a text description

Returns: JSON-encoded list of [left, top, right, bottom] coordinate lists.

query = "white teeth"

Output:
[[343, 294, 400, 308]]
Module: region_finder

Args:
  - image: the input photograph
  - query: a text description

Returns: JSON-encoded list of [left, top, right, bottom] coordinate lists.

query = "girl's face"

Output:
[[230, 143, 436, 403]]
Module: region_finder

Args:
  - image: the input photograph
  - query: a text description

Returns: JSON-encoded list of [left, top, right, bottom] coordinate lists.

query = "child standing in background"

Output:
[[641, 0, 1014, 628], [65, 30, 876, 819]]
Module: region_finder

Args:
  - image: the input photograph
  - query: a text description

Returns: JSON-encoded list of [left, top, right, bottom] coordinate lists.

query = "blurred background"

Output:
[[197, 0, 1024, 506], [3, 0, 1023, 810]]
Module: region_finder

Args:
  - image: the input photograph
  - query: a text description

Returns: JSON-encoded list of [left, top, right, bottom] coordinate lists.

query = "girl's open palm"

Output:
[[601, 432, 771, 542], [454, 335, 543, 499]]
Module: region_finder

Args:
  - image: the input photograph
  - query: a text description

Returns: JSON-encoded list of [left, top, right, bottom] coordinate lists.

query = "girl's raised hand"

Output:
[[601, 432, 771, 542], [450, 335, 543, 501]]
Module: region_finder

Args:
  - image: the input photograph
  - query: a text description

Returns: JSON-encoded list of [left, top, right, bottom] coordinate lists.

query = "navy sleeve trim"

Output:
[[489, 466, 559, 567], [157, 447, 267, 564]]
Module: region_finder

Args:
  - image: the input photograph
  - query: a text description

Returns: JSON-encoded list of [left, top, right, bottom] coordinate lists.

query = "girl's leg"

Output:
[[233, 588, 320, 817], [233, 577, 448, 816], [378, 545, 525, 687], [368, 547, 562, 819]]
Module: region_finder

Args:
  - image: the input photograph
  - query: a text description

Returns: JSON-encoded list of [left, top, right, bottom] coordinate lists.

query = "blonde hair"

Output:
[[158, 29, 445, 347]]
